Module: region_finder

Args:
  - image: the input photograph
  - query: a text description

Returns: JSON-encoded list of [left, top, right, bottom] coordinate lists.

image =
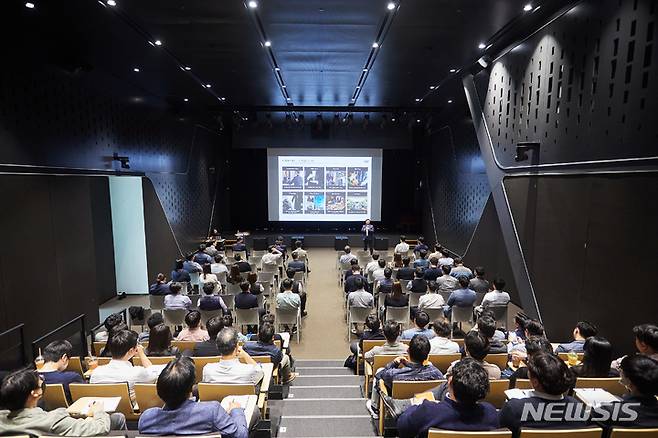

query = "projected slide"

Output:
[[268, 149, 382, 222]]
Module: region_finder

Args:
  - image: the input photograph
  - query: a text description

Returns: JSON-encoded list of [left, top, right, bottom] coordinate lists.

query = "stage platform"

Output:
[[234, 232, 414, 249]]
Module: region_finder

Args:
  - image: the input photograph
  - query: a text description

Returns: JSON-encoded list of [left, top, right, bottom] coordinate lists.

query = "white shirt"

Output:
[[418, 293, 445, 310], [365, 260, 380, 277], [262, 252, 281, 266], [339, 253, 357, 265], [394, 242, 410, 254], [348, 289, 374, 308], [199, 273, 220, 293], [202, 359, 264, 385], [292, 248, 307, 259], [164, 294, 192, 310], [438, 256, 454, 267], [210, 263, 228, 275], [89, 359, 161, 398], [481, 290, 510, 307], [372, 268, 386, 283], [429, 337, 461, 354]]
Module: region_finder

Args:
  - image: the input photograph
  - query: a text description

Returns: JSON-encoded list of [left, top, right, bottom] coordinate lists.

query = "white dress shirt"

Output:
[[348, 289, 374, 308], [394, 242, 410, 254], [89, 360, 161, 398], [339, 253, 357, 265], [202, 359, 264, 385], [372, 268, 386, 283], [164, 294, 192, 310], [418, 293, 445, 310], [429, 336, 461, 354], [365, 260, 380, 278], [261, 252, 281, 267], [481, 290, 511, 307], [210, 263, 228, 275], [199, 274, 220, 293]]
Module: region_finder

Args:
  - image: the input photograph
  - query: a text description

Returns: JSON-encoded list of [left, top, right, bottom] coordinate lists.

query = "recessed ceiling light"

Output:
[[184, 66, 191, 71], [286, 97, 292, 101], [184, 98, 189, 102], [205, 84, 212, 88], [478, 42, 486, 49], [429, 86, 435, 90], [275, 67, 280, 71], [25, 2, 35, 8], [248, 1, 258, 8], [387, 2, 396, 10], [107, 0, 116, 6], [264, 41, 271, 47], [282, 85, 286, 88], [391, 118, 396, 122], [448, 100, 453, 104], [356, 86, 360, 89], [523, 3, 532, 11], [133, 67, 140, 72], [415, 98, 421, 102], [220, 97, 226, 101], [416, 119, 421, 123], [154, 39, 163, 46], [449, 68, 457, 73], [363, 68, 368, 72], [372, 42, 379, 48]]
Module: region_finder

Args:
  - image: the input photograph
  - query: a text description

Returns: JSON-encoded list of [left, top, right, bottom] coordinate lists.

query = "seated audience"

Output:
[[145, 324, 179, 357], [437, 248, 454, 267], [339, 245, 358, 265], [364, 320, 409, 363], [394, 235, 410, 255], [397, 358, 499, 438], [396, 257, 415, 281], [138, 312, 164, 342], [508, 319, 545, 356], [232, 237, 247, 255], [243, 323, 297, 384], [468, 266, 490, 294], [0, 368, 126, 435], [476, 316, 508, 354], [193, 244, 213, 265], [227, 265, 245, 285], [347, 277, 374, 309], [198, 282, 228, 313], [183, 254, 202, 274], [554, 321, 598, 353], [94, 313, 123, 342], [171, 259, 191, 283], [233, 254, 251, 273], [345, 264, 368, 294], [279, 269, 307, 316], [351, 315, 386, 356], [221, 315, 250, 343], [571, 336, 619, 378], [199, 264, 220, 293], [413, 249, 429, 271], [99, 322, 128, 357], [612, 323, 658, 370], [291, 240, 308, 265], [401, 311, 435, 340], [164, 283, 191, 310], [372, 259, 388, 284], [435, 264, 459, 294], [418, 281, 444, 312], [366, 334, 443, 419], [499, 352, 585, 438], [90, 330, 159, 398], [176, 310, 210, 342], [287, 251, 305, 272], [37, 340, 84, 403], [149, 273, 171, 295], [428, 319, 460, 354], [413, 236, 429, 255], [204, 241, 219, 258], [600, 354, 658, 431], [365, 253, 381, 282], [261, 246, 283, 269], [428, 243, 443, 261], [377, 267, 394, 294], [423, 257, 442, 282], [508, 336, 553, 388], [235, 281, 259, 310], [191, 316, 224, 356], [210, 254, 229, 276], [202, 328, 264, 385], [447, 331, 501, 379], [385, 281, 409, 313], [277, 278, 302, 319], [450, 258, 473, 279], [138, 357, 248, 438], [477, 277, 510, 314], [444, 276, 477, 317], [408, 268, 428, 293], [247, 272, 264, 295]]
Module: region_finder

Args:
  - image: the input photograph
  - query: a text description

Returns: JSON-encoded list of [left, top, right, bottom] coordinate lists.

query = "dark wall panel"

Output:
[[89, 178, 116, 304]]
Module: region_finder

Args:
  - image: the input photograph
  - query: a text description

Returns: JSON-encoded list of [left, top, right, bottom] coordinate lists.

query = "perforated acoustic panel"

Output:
[[0, 66, 224, 253], [422, 118, 491, 255], [478, 0, 657, 166]]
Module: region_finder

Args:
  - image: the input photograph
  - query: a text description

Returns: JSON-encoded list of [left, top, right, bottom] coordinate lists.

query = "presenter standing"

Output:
[[361, 219, 375, 254]]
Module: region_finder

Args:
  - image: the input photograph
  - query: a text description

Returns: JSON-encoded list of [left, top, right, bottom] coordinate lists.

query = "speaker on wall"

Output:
[[252, 237, 268, 251], [334, 236, 349, 251], [374, 237, 389, 250]]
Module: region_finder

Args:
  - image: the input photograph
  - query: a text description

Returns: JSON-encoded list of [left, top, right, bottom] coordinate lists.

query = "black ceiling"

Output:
[[7, 0, 537, 109]]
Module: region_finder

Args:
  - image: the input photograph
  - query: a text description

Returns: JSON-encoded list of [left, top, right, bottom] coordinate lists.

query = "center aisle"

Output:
[[292, 248, 351, 359]]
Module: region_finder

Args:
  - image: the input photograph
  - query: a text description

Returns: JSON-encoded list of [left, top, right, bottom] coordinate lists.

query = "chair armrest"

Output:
[[365, 362, 373, 377], [379, 379, 389, 397], [257, 392, 266, 410]]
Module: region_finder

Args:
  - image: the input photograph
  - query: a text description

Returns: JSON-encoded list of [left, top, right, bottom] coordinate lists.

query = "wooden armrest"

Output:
[[378, 379, 389, 396], [257, 392, 266, 410], [365, 362, 373, 377]]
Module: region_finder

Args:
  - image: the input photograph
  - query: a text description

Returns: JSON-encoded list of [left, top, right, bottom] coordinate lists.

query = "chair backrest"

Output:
[[518, 428, 603, 438], [69, 383, 134, 417], [451, 305, 474, 323], [65, 356, 84, 376], [439, 291, 452, 303], [428, 430, 512, 438], [557, 352, 585, 362], [400, 280, 412, 293], [92, 341, 106, 356], [362, 339, 387, 354], [133, 356, 175, 366], [163, 309, 188, 327], [219, 294, 235, 311], [377, 292, 387, 308], [43, 384, 69, 410], [409, 292, 424, 308], [226, 283, 242, 295], [339, 261, 352, 271], [386, 306, 410, 326], [190, 356, 220, 381], [276, 308, 299, 325], [487, 304, 509, 327], [134, 383, 164, 412], [250, 355, 272, 364], [258, 271, 275, 286], [291, 270, 304, 282], [200, 309, 224, 326], [149, 295, 165, 310], [262, 263, 278, 273], [575, 377, 627, 397], [216, 271, 228, 285], [197, 383, 255, 401], [392, 380, 445, 398], [514, 379, 533, 389], [483, 380, 510, 408], [427, 354, 462, 373], [474, 292, 486, 307], [484, 354, 509, 371], [235, 308, 261, 326], [349, 306, 374, 324], [190, 272, 201, 285], [423, 307, 445, 322], [172, 340, 197, 352], [372, 355, 398, 372], [610, 429, 658, 438], [97, 357, 112, 366]]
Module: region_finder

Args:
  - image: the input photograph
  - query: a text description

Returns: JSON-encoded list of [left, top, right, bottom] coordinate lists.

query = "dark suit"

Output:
[[235, 292, 258, 309], [235, 261, 251, 273], [192, 340, 219, 357], [396, 267, 415, 281], [287, 260, 305, 272], [344, 274, 369, 293]]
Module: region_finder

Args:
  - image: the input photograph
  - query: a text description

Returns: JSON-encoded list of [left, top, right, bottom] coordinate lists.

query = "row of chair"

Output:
[[425, 428, 658, 438]]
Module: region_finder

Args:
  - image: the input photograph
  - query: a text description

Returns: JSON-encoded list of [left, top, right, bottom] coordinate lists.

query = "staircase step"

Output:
[[288, 386, 362, 399], [281, 398, 368, 416], [290, 375, 362, 386], [278, 416, 377, 437], [295, 360, 346, 367], [296, 367, 355, 376]]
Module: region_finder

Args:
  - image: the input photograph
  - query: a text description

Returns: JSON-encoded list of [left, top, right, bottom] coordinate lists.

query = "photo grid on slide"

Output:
[[279, 157, 371, 220]]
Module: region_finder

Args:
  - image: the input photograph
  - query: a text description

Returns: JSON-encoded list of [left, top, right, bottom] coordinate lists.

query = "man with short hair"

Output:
[[210, 255, 229, 276], [286, 252, 305, 273], [364, 320, 409, 363], [397, 358, 499, 437], [450, 258, 473, 279], [475, 316, 507, 354], [612, 324, 658, 370], [479, 277, 510, 309], [347, 277, 374, 309], [418, 282, 445, 313], [232, 237, 247, 254], [554, 321, 598, 353], [413, 249, 429, 271], [0, 368, 126, 436], [90, 330, 159, 398], [261, 246, 283, 269], [164, 283, 191, 310], [371, 259, 387, 284], [277, 278, 302, 314], [444, 276, 477, 317], [428, 244, 442, 261], [279, 269, 307, 317], [437, 249, 454, 268], [203, 328, 264, 385], [183, 254, 203, 273], [423, 257, 442, 282], [149, 273, 171, 296], [138, 357, 248, 438], [413, 236, 429, 255], [344, 264, 368, 294], [351, 315, 386, 356], [469, 266, 489, 294], [366, 335, 443, 419], [447, 331, 501, 379], [401, 311, 435, 340], [378, 268, 394, 294], [243, 323, 297, 384], [396, 257, 415, 281], [233, 254, 251, 273], [339, 246, 357, 265], [193, 244, 213, 265], [38, 340, 85, 402], [428, 319, 460, 354], [394, 235, 410, 255], [435, 265, 460, 294], [365, 252, 381, 282], [204, 241, 219, 258], [138, 313, 164, 343], [408, 268, 428, 294], [191, 316, 224, 356]]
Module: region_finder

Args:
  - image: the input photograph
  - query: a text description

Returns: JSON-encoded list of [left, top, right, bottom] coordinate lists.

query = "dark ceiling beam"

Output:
[[211, 105, 444, 113]]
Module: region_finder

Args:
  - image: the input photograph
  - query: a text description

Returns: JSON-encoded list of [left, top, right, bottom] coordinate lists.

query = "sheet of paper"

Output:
[[221, 395, 252, 410], [574, 388, 621, 407], [505, 388, 532, 400]]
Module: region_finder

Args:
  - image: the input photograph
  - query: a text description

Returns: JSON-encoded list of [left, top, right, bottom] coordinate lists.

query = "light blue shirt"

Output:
[[401, 327, 436, 340]]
